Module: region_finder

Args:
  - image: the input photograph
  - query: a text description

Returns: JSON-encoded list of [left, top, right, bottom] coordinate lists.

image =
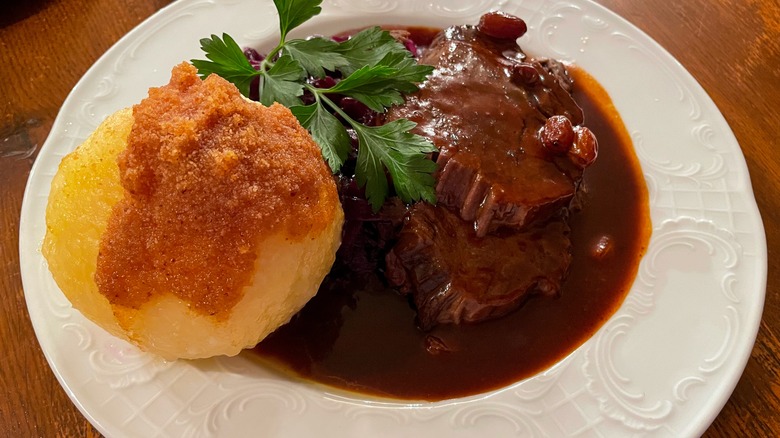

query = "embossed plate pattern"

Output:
[[19, 0, 766, 436]]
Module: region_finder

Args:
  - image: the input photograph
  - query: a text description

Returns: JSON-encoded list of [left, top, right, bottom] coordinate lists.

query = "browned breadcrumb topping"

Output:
[[95, 62, 338, 318]]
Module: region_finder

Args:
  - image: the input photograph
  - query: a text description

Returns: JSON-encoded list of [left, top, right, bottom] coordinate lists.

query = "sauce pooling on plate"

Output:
[[253, 25, 651, 401]]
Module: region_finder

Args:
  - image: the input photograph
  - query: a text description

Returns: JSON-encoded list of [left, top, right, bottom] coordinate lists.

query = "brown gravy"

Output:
[[252, 31, 651, 401]]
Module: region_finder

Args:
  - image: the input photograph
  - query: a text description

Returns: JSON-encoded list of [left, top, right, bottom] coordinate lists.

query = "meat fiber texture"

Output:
[[385, 13, 597, 329]]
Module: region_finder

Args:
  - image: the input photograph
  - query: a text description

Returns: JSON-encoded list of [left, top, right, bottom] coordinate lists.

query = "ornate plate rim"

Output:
[[19, 0, 767, 436]]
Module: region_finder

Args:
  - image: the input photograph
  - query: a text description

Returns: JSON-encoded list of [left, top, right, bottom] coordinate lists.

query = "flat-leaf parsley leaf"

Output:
[[191, 0, 436, 209]]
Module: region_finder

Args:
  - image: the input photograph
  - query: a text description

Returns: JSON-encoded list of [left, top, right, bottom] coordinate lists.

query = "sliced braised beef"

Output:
[[384, 12, 597, 329], [385, 13, 596, 236], [385, 203, 571, 330]]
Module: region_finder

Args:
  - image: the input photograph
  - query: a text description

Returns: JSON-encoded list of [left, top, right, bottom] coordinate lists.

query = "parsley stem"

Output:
[[259, 41, 287, 74], [191, 1, 438, 209], [309, 85, 361, 131]]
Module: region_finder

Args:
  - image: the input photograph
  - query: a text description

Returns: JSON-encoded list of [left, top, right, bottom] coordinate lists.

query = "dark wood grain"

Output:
[[0, 2, 174, 436], [1, 0, 777, 436]]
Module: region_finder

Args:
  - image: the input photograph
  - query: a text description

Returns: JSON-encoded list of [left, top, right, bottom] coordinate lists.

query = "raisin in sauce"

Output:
[[252, 27, 651, 401]]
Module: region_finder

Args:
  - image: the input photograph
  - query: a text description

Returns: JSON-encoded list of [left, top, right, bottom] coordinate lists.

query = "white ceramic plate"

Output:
[[19, 0, 766, 436]]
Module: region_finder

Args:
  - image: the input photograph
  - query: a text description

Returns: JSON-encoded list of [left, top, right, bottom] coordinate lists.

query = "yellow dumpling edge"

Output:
[[42, 107, 344, 360]]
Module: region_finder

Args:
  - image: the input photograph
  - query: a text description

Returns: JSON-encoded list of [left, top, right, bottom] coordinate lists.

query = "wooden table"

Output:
[[1, 0, 777, 436]]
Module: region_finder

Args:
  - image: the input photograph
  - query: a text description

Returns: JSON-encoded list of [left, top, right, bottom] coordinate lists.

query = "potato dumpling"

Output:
[[43, 63, 343, 360]]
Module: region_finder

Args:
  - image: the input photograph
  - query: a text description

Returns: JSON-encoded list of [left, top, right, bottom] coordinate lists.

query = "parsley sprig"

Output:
[[191, 0, 437, 210]]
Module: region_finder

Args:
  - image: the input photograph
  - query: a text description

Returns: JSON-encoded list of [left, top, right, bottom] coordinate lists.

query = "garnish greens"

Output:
[[191, 0, 437, 210]]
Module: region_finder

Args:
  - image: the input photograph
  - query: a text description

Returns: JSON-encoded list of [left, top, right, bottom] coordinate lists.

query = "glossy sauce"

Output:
[[254, 30, 651, 401]]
